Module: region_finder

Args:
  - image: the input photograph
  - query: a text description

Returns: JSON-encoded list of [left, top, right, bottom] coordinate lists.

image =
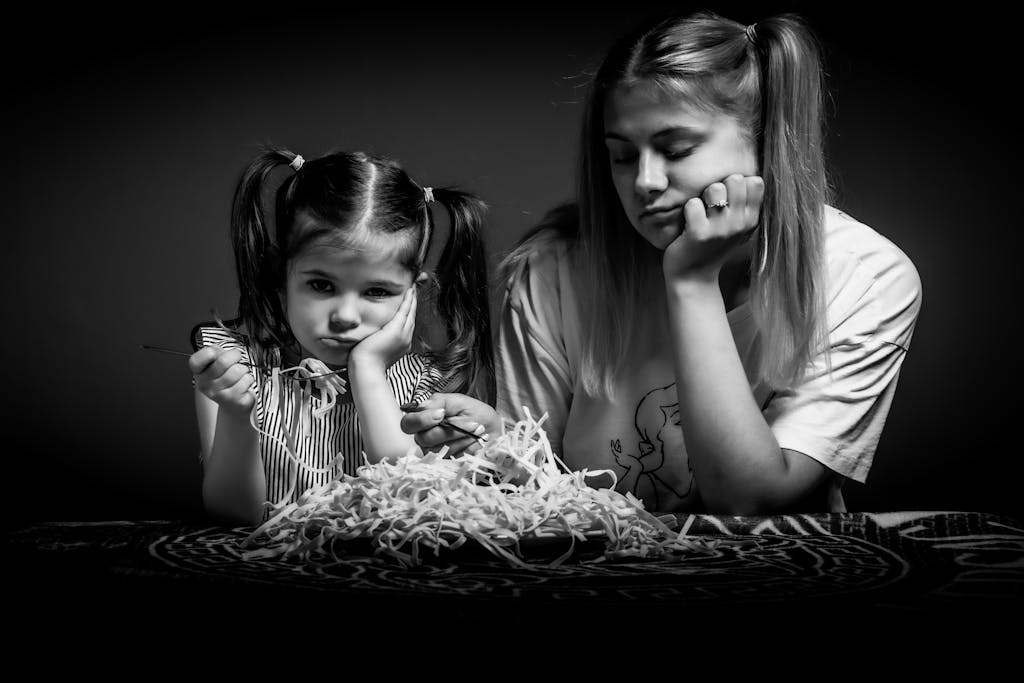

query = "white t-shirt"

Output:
[[496, 206, 922, 512]]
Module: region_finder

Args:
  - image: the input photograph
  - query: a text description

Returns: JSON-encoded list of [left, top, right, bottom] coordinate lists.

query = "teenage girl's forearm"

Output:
[[348, 361, 421, 463], [200, 405, 266, 525], [665, 279, 812, 514]]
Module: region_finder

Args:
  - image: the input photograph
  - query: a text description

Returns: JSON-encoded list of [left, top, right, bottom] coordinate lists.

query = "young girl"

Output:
[[402, 11, 923, 515], [188, 148, 494, 525]]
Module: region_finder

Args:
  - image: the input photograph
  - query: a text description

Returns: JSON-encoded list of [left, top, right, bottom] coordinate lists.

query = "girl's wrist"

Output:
[[217, 401, 256, 422], [347, 354, 388, 381]]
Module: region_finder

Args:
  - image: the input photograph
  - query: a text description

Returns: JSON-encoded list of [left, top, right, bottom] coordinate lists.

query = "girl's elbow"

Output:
[[202, 488, 262, 526]]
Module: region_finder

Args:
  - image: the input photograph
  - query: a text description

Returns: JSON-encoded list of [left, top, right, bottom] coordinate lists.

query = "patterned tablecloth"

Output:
[[5, 510, 1022, 629]]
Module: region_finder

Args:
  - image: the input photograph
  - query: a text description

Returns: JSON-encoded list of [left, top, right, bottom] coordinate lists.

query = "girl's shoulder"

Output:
[[191, 319, 246, 350], [190, 319, 266, 367]]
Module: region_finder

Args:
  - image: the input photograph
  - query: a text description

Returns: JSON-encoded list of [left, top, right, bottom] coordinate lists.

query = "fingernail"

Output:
[[400, 402, 420, 412], [472, 424, 486, 436], [430, 409, 445, 421]]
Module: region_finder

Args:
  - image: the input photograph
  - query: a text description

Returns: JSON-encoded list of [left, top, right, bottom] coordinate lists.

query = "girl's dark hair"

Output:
[[229, 146, 495, 404]]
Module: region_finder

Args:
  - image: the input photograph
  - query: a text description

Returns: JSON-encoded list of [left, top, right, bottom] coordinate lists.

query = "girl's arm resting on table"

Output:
[[195, 390, 266, 525], [349, 361, 421, 463], [666, 279, 831, 514]]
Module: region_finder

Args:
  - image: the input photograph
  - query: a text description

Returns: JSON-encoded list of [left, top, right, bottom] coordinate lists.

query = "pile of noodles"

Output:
[[242, 407, 716, 568]]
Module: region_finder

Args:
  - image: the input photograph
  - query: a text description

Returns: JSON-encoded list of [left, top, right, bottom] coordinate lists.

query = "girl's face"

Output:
[[603, 84, 758, 250], [283, 242, 414, 367]]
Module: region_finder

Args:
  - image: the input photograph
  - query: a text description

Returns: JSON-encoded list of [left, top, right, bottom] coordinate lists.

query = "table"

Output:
[[6, 510, 1022, 628]]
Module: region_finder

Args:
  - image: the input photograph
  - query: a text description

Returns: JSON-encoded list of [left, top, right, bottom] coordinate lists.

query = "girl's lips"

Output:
[[320, 338, 355, 349]]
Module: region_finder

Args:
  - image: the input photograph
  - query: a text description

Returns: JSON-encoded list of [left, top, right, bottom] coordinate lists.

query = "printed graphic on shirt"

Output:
[[610, 382, 695, 510]]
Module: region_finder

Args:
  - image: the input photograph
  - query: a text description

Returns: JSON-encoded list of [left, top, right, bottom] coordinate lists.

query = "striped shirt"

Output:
[[192, 324, 445, 512]]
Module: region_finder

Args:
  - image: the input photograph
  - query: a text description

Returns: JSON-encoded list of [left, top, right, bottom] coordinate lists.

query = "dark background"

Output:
[[4, 2, 1018, 525]]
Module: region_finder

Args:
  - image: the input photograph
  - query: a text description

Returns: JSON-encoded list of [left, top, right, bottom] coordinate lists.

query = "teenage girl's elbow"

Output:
[[699, 470, 814, 515]]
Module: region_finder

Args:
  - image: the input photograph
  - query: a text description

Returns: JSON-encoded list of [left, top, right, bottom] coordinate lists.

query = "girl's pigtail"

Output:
[[749, 14, 830, 387], [427, 188, 496, 405], [229, 148, 298, 354]]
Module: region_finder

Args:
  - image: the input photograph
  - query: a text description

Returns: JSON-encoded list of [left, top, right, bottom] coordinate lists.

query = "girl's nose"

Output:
[[634, 151, 668, 197], [328, 296, 359, 331]]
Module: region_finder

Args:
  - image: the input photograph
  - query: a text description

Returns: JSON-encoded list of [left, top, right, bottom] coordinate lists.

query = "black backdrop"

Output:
[[4, 2, 1018, 525]]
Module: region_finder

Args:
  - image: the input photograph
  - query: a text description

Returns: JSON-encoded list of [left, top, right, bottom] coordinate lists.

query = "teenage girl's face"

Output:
[[603, 84, 758, 250], [283, 242, 414, 367]]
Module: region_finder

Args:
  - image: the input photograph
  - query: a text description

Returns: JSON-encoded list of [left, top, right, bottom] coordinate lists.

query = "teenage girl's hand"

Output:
[[663, 174, 765, 282], [188, 346, 256, 417], [399, 392, 502, 457], [349, 287, 417, 372]]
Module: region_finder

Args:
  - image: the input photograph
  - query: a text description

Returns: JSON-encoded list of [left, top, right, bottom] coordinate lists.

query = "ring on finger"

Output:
[[706, 200, 729, 210]]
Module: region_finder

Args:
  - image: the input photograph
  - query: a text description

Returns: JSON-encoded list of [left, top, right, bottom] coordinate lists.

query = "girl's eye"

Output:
[[365, 287, 394, 298], [308, 279, 334, 294]]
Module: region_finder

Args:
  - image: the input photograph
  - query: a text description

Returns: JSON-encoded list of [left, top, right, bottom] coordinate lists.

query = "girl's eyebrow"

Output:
[[604, 126, 706, 142], [366, 279, 407, 289], [300, 268, 336, 279]]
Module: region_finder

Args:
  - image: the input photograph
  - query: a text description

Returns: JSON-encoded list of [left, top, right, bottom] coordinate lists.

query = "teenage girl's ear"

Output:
[[414, 272, 429, 287]]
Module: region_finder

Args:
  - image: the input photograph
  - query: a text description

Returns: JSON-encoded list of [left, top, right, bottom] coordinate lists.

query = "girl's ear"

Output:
[[414, 271, 429, 287]]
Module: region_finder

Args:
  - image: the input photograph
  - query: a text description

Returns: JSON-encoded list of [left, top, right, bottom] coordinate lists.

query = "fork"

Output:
[[140, 345, 346, 381]]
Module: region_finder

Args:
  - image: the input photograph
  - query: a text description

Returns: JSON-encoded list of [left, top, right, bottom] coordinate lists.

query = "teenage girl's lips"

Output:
[[639, 206, 683, 223]]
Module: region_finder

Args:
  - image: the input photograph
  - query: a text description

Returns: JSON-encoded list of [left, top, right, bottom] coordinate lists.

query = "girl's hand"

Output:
[[349, 287, 417, 372], [663, 174, 765, 282], [188, 346, 255, 417]]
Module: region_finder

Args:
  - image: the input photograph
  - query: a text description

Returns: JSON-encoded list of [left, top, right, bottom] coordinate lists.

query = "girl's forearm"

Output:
[[202, 409, 265, 525], [665, 279, 788, 513], [349, 361, 421, 463]]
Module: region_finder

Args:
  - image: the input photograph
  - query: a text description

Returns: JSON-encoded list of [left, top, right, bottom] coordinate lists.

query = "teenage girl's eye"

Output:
[[365, 287, 395, 299], [608, 150, 637, 166], [664, 147, 695, 161]]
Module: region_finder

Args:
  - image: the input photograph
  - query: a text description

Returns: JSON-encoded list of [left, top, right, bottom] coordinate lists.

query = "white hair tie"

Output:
[[423, 186, 435, 204], [289, 155, 305, 172]]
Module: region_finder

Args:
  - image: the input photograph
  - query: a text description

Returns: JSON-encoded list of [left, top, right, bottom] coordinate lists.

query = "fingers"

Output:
[[683, 197, 708, 236], [396, 286, 415, 324], [399, 392, 499, 442], [222, 373, 257, 409], [402, 288, 417, 339], [188, 345, 221, 375], [412, 426, 480, 456], [191, 346, 254, 403], [399, 405, 447, 437], [701, 180, 729, 211], [745, 176, 765, 227], [697, 174, 764, 235], [723, 173, 747, 212]]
